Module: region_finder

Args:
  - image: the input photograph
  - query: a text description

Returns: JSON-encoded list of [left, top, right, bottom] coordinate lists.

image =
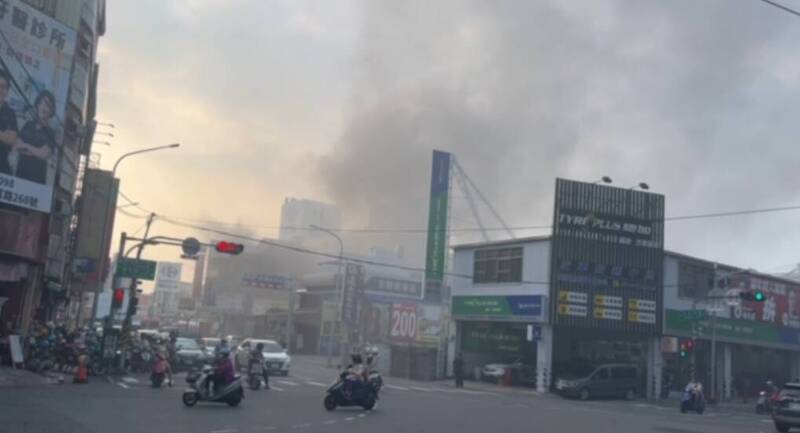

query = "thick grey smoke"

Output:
[[319, 0, 800, 269]]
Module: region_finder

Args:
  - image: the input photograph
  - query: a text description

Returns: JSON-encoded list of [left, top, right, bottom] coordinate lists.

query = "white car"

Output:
[[235, 339, 291, 376]]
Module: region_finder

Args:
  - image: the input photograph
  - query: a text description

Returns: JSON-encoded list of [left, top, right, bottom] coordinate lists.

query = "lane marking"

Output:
[[358, 414, 366, 418], [307, 381, 327, 387], [269, 385, 285, 392], [258, 428, 276, 431], [323, 420, 337, 425], [121, 377, 139, 384], [290, 423, 311, 429], [344, 417, 355, 422], [386, 385, 409, 391], [210, 429, 238, 433], [409, 386, 433, 392], [117, 382, 129, 389], [278, 380, 299, 386]]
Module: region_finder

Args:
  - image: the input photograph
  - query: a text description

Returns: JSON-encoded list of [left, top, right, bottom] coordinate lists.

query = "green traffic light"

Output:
[[754, 291, 765, 302], [680, 350, 687, 358]]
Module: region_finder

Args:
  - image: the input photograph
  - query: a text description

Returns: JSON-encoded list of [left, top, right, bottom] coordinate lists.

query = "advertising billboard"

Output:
[[341, 263, 365, 325], [72, 169, 118, 291], [424, 150, 451, 289], [665, 271, 800, 349], [550, 178, 665, 333], [452, 295, 545, 322], [0, 0, 76, 213]]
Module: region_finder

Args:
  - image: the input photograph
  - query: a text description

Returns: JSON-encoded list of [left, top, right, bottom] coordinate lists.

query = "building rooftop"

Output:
[[452, 235, 551, 251]]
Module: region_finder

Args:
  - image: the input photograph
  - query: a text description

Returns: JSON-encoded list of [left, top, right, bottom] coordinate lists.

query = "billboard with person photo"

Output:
[[0, 0, 76, 213]]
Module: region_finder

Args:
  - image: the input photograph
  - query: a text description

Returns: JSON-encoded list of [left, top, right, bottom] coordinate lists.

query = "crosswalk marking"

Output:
[[386, 384, 409, 391], [270, 385, 285, 392], [307, 381, 327, 387], [278, 380, 299, 386]]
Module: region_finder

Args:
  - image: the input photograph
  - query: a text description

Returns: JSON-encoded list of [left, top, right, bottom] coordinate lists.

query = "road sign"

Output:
[[116, 258, 157, 280], [527, 324, 542, 341], [182, 237, 201, 256]]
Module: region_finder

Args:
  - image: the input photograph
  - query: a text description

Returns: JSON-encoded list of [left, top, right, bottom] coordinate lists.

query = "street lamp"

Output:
[[88, 143, 181, 323], [112, 143, 180, 175], [630, 182, 650, 191], [309, 224, 344, 368], [593, 176, 613, 184]]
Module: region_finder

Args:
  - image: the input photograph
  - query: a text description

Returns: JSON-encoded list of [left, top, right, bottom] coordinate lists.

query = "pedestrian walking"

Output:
[[453, 353, 464, 388]]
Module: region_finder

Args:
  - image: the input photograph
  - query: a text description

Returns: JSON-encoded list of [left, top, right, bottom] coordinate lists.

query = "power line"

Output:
[[757, 0, 800, 17], [152, 203, 800, 235], [664, 204, 800, 221], [158, 216, 551, 285]]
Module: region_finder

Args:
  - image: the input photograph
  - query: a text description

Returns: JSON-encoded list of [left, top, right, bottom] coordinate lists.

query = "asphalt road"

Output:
[[0, 357, 781, 433]]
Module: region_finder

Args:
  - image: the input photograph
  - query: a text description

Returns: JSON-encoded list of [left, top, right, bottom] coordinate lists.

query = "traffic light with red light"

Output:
[[128, 296, 139, 316], [740, 291, 766, 302], [215, 241, 244, 255], [679, 339, 694, 358], [112, 288, 125, 309]]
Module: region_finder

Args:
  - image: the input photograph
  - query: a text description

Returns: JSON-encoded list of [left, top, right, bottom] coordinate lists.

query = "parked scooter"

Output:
[[756, 381, 780, 414], [182, 366, 244, 407], [680, 381, 706, 414]]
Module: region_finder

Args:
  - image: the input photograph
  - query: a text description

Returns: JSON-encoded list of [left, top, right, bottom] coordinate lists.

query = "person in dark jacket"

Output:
[[0, 71, 18, 176], [453, 353, 465, 388], [15, 90, 55, 184]]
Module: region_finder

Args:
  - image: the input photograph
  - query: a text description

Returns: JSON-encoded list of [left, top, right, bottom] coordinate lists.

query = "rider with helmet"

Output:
[[207, 348, 235, 396], [249, 342, 270, 389]]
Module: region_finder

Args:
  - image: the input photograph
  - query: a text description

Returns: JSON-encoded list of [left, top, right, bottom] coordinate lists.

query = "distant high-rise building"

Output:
[[279, 198, 342, 247]]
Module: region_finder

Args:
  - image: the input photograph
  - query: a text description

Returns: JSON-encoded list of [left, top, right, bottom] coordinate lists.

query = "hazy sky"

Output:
[[97, 0, 800, 278]]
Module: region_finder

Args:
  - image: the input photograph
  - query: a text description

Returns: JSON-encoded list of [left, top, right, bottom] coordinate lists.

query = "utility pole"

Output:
[[122, 212, 155, 329]]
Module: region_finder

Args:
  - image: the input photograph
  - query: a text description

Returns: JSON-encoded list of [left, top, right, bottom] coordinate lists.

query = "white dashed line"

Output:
[[323, 420, 337, 425], [278, 380, 299, 386], [385, 384, 409, 391], [257, 428, 276, 431], [307, 381, 327, 387], [210, 429, 238, 433], [121, 376, 139, 384], [409, 386, 433, 392], [117, 382, 129, 389], [358, 414, 366, 418], [269, 385, 285, 392], [344, 417, 356, 422], [290, 423, 311, 429]]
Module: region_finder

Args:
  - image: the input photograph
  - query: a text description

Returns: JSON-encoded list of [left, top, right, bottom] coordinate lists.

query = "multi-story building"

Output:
[[0, 0, 105, 333], [278, 197, 341, 249]]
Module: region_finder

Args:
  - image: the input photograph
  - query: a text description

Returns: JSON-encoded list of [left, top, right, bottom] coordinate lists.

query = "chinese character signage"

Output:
[[341, 263, 365, 325], [550, 178, 665, 333], [0, 0, 76, 212], [452, 295, 545, 322], [424, 150, 451, 284]]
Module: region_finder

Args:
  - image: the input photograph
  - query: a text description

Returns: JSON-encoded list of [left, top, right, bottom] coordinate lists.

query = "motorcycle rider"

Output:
[[206, 348, 236, 397], [343, 352, 367, 399], [248, 342, 270, 389]]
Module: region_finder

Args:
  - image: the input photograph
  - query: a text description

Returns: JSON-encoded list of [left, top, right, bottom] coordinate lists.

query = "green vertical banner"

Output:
[[424, 150, 451, 284]]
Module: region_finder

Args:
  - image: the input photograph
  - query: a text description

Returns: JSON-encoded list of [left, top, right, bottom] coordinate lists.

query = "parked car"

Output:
[[480, 360, 537, 387], [772, 382, 800, 433], [555, 363, 640, 401], [174, 337, 210, 370], [234, 338, 291, 376]]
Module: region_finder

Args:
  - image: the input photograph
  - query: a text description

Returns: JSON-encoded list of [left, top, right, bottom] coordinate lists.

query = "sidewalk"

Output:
[[0, 366, 61, 387]]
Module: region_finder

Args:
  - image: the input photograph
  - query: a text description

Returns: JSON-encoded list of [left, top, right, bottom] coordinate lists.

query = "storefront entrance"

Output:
[[458, 321, 537, 386]]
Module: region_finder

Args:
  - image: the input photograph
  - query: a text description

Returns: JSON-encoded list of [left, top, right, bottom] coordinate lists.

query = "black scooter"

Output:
[[324, 373, 378, 411]]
